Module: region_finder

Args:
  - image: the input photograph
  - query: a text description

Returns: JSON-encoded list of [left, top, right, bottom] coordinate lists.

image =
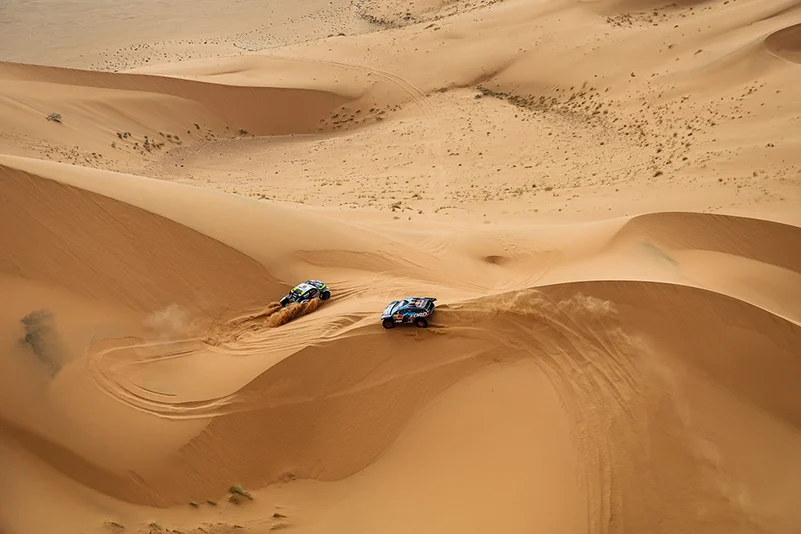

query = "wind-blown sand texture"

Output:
[[2, 0, 801, 533]]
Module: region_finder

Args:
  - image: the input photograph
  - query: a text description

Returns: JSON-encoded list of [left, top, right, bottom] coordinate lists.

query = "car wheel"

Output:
[[280, 297, 288, 307], [382, 319, 395, 329], [322, 290, 331, 301], [415, 318, 428, 328]]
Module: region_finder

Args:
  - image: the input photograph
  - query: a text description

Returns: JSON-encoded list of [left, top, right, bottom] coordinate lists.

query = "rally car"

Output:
[[279, 279, 331, 307], [381, 297, 436, 329]]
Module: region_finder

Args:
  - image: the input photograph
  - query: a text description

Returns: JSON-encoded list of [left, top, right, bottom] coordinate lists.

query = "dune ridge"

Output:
[[0, 60, 353, 131], [764, 22, 801, 62]]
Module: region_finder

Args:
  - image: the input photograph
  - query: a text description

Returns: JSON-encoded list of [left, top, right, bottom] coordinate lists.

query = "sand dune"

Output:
[[2, 0, 801, 533], [765, 22, 801, 62], [0, 60, 352, 161], [0, 162, 280, 316], [5, 276, 801, 532]]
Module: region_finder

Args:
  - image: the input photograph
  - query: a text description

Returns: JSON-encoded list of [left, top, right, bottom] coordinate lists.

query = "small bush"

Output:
[[228, 484, 253, 504]]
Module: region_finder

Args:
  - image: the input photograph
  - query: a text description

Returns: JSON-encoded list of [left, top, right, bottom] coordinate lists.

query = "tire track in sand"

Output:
[[83, 300, 328, 419]]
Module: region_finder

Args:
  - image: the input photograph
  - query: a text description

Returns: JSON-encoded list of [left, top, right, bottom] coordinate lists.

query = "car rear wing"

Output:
[[409, 297, 437, 312]]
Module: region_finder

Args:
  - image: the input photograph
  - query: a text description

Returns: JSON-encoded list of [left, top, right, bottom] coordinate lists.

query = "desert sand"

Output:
[[2, 0, 801, 533]]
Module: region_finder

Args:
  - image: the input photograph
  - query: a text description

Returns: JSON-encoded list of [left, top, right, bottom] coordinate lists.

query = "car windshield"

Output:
[[291, 285, 310, 295], [386, 301, 402, 315]]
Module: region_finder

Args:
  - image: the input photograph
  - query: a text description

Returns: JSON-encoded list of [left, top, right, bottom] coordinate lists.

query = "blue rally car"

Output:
[[279, 279, 331, 307], [381, 297, 436, 329]]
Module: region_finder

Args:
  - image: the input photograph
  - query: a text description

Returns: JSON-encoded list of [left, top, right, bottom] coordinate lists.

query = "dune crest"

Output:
[[765, 22, 801, 63]]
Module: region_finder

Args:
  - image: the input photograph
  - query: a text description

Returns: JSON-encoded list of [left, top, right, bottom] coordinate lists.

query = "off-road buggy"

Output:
[[381, 297, 436, 329], [279, 280, 331, 307]]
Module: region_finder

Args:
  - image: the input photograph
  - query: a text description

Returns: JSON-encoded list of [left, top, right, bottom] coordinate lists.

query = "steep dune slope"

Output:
[[508, 281, 801, 534], [0, 155, 484, 293], [298, 358, 588, 534], [602, 212, 801, 321], [0, 57, 441, 184], [765, 22, 801, 62], [5, 277, 801, 534], [0, 163, 279, 317], [0, 163, 284, 498], [0, 61, 349, 155], [0, 59, 421, 176], [614, 212, 801, 272]]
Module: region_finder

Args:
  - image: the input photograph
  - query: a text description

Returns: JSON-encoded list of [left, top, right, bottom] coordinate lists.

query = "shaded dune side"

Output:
[[765, 22, 801, 63], [605, 213, 801, 326], [0, 156, 476, 289], [0, 61, 351, 136], [0, 164, 280, 316], [0, 416, 141, 508], [19, 278, 798, 522], [612, 211, 801, 273], [653, 6, 801, 94]]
